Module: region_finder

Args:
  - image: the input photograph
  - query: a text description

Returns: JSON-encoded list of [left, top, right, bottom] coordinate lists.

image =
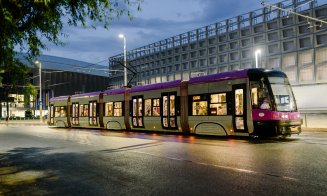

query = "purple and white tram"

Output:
[[48, 69, 302, 137]]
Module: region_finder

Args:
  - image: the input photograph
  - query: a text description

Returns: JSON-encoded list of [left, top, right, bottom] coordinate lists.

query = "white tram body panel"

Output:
[[49, 96, 70, 128], [70, 92, 102, 129], [187, 72, 253, 136], [103, 88, 127, 130]]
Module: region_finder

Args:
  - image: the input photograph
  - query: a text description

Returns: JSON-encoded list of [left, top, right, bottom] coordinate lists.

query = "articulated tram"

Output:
[[48, 69, 302, 137]]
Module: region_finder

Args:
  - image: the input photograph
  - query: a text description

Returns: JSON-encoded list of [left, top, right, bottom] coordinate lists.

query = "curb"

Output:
[[301, 127, 327, 132]]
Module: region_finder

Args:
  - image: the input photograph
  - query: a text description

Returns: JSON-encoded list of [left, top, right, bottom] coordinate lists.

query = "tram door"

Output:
[[232, 84, 248, 133], [132, 96, 144, 128], [71, 103, 79, 125], [89, 101, 97, 126], [162, 92, 177, 130]]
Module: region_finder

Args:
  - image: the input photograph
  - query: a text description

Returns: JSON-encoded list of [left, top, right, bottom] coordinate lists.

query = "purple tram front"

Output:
[[248, 69, 302, 137]]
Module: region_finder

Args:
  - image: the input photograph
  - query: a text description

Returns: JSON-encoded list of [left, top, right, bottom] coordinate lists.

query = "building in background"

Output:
[[109, 0, 327, 128], [1, 54, 109, 118]]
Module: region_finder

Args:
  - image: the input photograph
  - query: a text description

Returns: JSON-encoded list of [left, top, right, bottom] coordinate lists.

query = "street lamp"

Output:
[[35, 60, 42, 122], [254, 49, 262, 68], [119, 34, 127, 87]]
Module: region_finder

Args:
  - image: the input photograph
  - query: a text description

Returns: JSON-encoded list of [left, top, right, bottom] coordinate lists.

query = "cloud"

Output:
[[42, 0, 277, 65]]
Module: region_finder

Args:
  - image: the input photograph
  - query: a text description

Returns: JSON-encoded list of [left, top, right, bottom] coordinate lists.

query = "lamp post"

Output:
[[119, 34, 127, 87], [254, 49, 261, 68], [35, 60, 42, 122]]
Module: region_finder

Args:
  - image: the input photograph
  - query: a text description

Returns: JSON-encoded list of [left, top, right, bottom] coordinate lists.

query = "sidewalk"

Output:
[[0, 120, 47, 126], [301, 127, 327, 132]]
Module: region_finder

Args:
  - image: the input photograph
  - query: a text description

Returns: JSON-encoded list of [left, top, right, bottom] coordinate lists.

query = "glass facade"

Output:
[[109, 0, 327, 89]]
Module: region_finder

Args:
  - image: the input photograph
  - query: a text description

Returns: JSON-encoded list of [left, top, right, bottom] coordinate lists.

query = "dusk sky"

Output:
[[42, 0, 281, 65]]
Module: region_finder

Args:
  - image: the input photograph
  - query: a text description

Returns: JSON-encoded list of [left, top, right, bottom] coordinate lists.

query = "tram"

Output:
[[48, 69, 302, 137]]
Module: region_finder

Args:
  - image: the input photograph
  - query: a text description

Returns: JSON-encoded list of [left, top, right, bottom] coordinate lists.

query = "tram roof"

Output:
[[103, 88, 126, 95], [71, 91, 102, 99], [49, 95, 70, 102], [130, 80, 182, 93], [189, 69, 249, 84]]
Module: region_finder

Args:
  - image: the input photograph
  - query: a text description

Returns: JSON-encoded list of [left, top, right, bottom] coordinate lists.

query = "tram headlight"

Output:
[[279, 113, 289, 119]]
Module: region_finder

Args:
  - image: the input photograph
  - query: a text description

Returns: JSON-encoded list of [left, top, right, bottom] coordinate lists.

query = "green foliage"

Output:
[[24, 82, 37, 106], [0, 0, 142, 96]]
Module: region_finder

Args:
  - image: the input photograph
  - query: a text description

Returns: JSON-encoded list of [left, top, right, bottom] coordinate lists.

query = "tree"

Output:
[[0, 0, 142, 118], [24, 83, 38, 107]]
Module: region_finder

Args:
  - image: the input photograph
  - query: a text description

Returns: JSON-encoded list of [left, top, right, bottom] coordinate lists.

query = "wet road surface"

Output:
[[0, 125, 326, 195]]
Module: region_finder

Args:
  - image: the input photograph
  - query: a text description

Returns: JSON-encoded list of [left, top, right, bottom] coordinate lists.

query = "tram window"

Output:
[[91, 102, 97, 117], [152, 99, 160, 116], [235, 117, 245, 130], [83, 105, 89, 117], [163, 117, 168, 127], [170, 118, 176, 127], [55, 106, 66, 117], [105, 102, 113, 116], [251, 81, 270, 109], [49, 105, 53, 116], [251, 87, 258, 106], [133, 99, 137, 116], [145, 99, 152, 116], [72, 103, 79, 125], [163, 96, 168, 116], [79, 105, 84, 116], [72, 103, 79, 117], [89, 101, 97, 125], [210, 93, 227, 115], [170, 95, 175, 116], [55, 107, 60, 117], [235, 89, 244, 115], [192, 95, 208, 116], [138, 98, 143, 116], [79, 104, 89, 117], [60, 106, 66, 117], [113, 102, 123, 116], [89, 102, 95, 117], [138, 118, 143, 126]]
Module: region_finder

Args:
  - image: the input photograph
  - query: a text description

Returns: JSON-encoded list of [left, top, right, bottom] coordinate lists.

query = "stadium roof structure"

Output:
[[16, 53, 108, 77]]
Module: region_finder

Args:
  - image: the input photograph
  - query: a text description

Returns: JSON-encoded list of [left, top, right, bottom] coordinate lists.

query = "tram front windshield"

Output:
[[268, 77, 297, 112]]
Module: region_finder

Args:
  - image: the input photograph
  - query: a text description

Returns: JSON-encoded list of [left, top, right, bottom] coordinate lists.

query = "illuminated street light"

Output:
[[119, 34, 127, 87], [35, 60, 42, 121], [255, 49, 262, 68]]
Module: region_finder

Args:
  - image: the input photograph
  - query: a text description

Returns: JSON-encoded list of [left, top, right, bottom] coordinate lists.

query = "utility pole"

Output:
[[35, 60, 42, 122]]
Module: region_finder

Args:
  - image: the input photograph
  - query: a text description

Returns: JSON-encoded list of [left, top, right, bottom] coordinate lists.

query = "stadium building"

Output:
[[109, 0, 327, 128], [1, 54, 109, 118]]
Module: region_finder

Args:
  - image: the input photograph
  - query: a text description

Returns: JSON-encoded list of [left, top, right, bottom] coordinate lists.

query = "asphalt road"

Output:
[[0, 125, 326, 195]]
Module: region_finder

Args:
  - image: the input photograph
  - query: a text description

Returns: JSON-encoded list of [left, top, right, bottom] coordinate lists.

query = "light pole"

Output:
[[35, 60, 42, 121], [119, 34, 127, 87], [254, 49, 261, 68]]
